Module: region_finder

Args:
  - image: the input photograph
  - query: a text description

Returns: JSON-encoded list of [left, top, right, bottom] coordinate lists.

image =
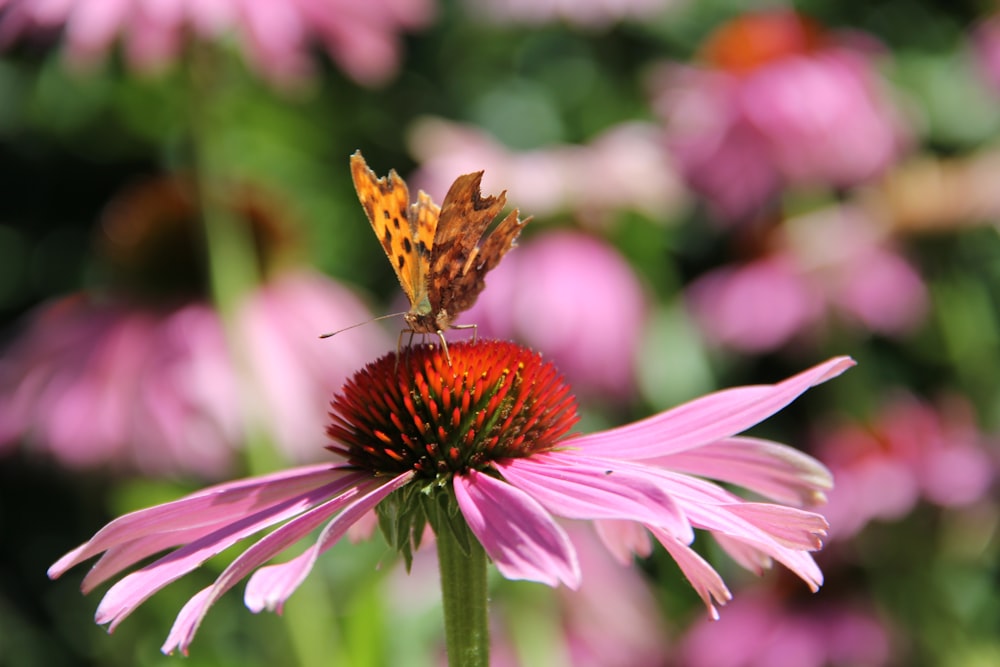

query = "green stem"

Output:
[[186, 44, 282, 474], [435, 508, 490, 667]]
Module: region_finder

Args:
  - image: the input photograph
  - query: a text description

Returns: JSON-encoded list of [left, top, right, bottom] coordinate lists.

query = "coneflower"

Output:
[[50, 340, 852, 664]]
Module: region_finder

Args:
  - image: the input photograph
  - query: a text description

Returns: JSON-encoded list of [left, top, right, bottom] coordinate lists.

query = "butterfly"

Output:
[[345, 150, 529, 359]]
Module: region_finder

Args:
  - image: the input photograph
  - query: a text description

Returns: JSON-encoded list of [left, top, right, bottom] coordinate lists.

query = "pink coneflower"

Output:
[[651, 10, 908, 222], [461, 230, 647, 401], [814, 393, 996, 540], [676, 587, 892, 667], [0, 0, 433, 85], [972, 16, 1000, 96], [548, 523, 671, 666], [686, 205, 926, 353], [408, 118, 685, 227], [50, 340, 851, 655], [0, 175, 389, 475]]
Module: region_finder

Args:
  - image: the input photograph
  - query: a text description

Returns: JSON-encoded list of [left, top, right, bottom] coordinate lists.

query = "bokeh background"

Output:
[[1, 1, 999, 665]]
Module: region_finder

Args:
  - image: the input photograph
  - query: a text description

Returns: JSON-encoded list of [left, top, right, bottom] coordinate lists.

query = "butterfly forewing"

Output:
[[350, 151, 423, 307]]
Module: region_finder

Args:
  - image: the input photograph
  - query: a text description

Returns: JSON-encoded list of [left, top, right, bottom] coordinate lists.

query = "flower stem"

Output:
[[185, 43, 282, 474], [434, 498, 490, 667]]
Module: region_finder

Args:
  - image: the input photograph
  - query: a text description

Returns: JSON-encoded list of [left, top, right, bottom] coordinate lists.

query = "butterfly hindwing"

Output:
[[408, 190, 440, 305], [350, 151, 422, 307], [428, 172, 513, 317], [448, 208, 527, 316]]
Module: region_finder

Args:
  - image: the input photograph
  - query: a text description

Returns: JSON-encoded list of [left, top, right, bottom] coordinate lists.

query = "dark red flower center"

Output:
[[326, 340, 579, 480]]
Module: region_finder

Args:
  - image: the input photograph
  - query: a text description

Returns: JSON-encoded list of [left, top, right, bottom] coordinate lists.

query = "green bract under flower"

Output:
[[326, 340, 579, 481]]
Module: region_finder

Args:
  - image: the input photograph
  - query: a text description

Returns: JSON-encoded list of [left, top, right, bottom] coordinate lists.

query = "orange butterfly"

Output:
[[343, 150, 529, 359]]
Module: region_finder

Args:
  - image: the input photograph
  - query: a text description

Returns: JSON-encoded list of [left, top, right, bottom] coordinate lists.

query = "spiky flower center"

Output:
[[326, 340, 579, 481]]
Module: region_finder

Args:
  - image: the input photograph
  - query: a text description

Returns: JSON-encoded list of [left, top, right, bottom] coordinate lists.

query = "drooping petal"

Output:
[[454, 469, 580, 589], [95, 471, 373, 631], [161, 471, 413, 654], [82, 470, 368, 592], [647, 471, 828, 590], [572, 356, 854, 460], [650, 528, 731, 619], [716, 532, 825, 591], [160, 587, 212, 657], [593, 520, 654, 566], [496, 453, 691, 540], [654, 436, 833, 506], [49, 463, 348, 579], [243, 472, 414, 614], [712, 533, 774, 575], [725, 503, 828, 551]]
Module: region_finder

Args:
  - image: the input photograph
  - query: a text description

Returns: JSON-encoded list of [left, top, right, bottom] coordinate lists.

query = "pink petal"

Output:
[[573, 356, 854, 460], [243, 472, 413, 614], [49, 464, 350, 579], [80, 470, 364, 592], [656, 436, 833, 506], [95, 472, 373, 630], [593, 520, 654, 566], [726, 503, 829, 551], [162, 472, 412, 654], [496, 453, 691, 540], [711, 528, 826, 591], [712, 533, 774, 574], [454, 469, 580, 589], [83, 525, 227, 594], [648, 472, 827, 590], [161, 587, 212, 656], [650, 528, 731, 618]]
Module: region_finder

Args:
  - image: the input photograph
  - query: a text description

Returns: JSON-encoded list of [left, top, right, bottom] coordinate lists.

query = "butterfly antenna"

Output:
[[319, 312, 407, 339]]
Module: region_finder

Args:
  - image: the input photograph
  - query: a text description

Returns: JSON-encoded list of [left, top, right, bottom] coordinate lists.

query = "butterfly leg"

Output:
[[435, 330, 452, 366], [395, 328, 417, 372], [450, 323, 478, 344]]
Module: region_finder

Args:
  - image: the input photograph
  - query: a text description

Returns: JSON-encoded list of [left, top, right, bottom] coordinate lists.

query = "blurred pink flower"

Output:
[[0, 0, 433, 85], [49, 340, 851, 653], [464, 0, 679, 28], [552, 524, 671, 666], [461, 230, 647, 401], [0, 271, 389, 476], [651, 11, 908, 221], [814, 394, 996, 540], [408, 117, 686, 227], [676, 588, 892, 667], [972, 16, 1000, 96], [0, 175, 390, 476], [686, 206, 927, 352]]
